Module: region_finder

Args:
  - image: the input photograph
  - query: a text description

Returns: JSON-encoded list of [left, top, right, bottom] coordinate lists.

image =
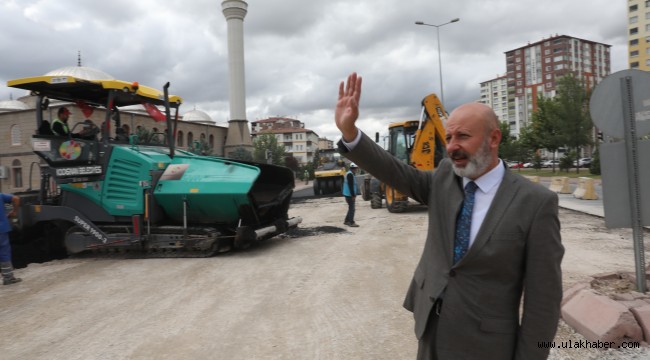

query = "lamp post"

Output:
[[415, 18, 460, 106]]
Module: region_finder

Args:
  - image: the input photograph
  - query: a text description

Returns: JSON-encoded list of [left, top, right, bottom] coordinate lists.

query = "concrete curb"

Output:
[[562, 272, 650, 346]]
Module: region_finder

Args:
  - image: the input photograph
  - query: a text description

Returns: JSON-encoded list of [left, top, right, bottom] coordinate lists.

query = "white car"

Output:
[[542, 160, 559, 168]]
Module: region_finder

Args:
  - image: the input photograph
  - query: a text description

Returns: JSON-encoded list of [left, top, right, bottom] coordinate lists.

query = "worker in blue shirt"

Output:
[[342, 163, 361, 227], [1, 193, 21, 285]]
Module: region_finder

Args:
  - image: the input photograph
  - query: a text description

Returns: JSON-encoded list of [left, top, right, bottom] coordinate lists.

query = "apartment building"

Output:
[[318, 137, 334, 150], [479, 75, 511, 135], [251, 117, 319, 164], [504, 35, 611, 134], [628, 0, 650, 70]]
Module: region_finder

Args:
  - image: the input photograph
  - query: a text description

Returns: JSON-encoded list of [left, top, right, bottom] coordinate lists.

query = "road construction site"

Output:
[[1, 181, 649, 360]]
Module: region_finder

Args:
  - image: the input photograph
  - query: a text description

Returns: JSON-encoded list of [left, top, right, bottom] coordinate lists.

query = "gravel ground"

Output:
[[1, 195, 649, 359]]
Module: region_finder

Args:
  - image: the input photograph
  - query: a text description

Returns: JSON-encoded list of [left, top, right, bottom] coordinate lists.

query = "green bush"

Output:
[[560, 152, 574, 171], [533, 154, 543, 170], [590, 149, 601, 175]]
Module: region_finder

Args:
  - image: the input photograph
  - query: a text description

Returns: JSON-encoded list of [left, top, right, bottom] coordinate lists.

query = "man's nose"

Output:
[[446, 139, 458, 152]]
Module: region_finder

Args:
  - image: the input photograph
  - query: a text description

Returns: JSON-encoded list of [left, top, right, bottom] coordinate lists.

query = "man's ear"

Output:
[[491, 128, 502, 148]]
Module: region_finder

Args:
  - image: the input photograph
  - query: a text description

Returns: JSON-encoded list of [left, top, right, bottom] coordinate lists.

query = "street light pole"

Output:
[[415, 18, 460, 106]]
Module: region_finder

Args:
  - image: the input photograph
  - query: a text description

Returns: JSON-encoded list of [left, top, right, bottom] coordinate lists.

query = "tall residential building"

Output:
[[478, 75, 511, 135], [504, 35, 611, 135], [251, 117, 319, 164], [628, 0, 650, 70]]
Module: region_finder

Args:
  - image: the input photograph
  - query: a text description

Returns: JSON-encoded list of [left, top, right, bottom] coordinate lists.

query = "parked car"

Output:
[[523, 162, 534, 168], [507, 161, 524, 169], [578, 157, 592, 168], [542, 160, 560, 168]]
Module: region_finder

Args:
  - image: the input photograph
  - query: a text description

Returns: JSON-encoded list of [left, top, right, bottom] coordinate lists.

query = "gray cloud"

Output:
[[1, 0, 629, 141]]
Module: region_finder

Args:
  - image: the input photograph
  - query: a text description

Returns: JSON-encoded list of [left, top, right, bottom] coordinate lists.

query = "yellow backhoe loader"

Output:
[[362, 93, 448, 212]]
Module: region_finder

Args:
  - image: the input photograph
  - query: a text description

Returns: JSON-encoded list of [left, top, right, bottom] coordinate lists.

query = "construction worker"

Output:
[[51, 107, 71, 136], [342, 163, 361, 227], [1, 192, 21, 285]]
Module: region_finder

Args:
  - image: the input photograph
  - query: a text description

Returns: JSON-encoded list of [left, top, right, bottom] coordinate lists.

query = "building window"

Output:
[[10, 124, 21, 146], [630, 27, 639, 35], [630, 4, 638, 11], [646, 59, 650, 66], [631, 61, 639, 68], [630, 16, 638, 24], [647, 11, 650, 19], [631, 50, 639, 57], [209, 134, 214, 148], [647, 24, 650, 32], [630, 39, 639, 46], [177, 130, 184, 147], [187, 132, 194, 147], [11, 159, 22, 188]]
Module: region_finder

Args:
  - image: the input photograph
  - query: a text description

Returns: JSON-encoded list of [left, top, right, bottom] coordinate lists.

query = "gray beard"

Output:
[[451, 141, 492, 179]]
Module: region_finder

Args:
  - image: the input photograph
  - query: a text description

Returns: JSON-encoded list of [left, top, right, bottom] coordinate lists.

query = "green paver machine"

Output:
[[8, 75, 301, 257]]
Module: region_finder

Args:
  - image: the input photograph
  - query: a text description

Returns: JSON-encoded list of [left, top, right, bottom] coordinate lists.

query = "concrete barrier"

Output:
[[549, 176, 571, 194], [573, 177, 599, 200], [523, 175, 540, 183]]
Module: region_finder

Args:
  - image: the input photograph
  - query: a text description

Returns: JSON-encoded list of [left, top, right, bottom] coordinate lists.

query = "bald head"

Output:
[[448, 102, 499, 134]]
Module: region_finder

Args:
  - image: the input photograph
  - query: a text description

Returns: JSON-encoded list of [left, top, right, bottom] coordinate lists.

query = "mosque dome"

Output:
[[0, 99, 31, 112], [183, 109, 214, 124], [45, 66, 115, 80]]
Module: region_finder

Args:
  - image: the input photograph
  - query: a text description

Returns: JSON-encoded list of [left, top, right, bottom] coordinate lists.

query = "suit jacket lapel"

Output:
[[459, 170, 520, 264]]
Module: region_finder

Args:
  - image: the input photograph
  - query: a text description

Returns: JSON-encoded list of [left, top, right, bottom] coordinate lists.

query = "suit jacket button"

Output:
[[449, 270, 456, 277]]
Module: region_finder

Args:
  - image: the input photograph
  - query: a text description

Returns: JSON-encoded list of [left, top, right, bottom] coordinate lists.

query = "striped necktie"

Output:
[[453, 181, 478, 264]]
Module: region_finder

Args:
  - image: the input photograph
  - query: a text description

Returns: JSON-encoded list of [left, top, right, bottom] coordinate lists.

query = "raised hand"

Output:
[[335, 72, 362, 142]]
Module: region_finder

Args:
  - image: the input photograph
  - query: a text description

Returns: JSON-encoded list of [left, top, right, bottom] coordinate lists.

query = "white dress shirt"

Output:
[[462, 160, 505, 247]]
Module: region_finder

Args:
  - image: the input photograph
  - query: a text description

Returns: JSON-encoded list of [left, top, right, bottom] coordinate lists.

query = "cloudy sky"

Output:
[[0, 0, 628, 141]]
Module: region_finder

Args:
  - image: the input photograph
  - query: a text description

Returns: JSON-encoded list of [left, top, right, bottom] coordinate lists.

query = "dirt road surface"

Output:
[[1, 195, 649, 360]]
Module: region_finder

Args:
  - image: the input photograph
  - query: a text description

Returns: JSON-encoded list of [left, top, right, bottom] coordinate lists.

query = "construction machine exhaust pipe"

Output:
[[254, 216, 302, 239], [235, 216, 303, 249]]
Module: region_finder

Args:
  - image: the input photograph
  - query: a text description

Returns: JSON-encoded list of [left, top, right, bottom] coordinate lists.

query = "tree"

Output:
[[555, 74, 593, 174], [518, 124, 541, 169], [188, 138, 213, 156], [590, 149, 601, 175], [498, 121, 516, 160], [252, 133, 285, 165], [228, 147, 253, 161], [284, 156, 299, 172], [498, 122, 531, 170], [529, 96, 564, 172]]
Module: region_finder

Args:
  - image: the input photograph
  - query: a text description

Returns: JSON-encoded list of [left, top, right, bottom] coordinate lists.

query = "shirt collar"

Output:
[[461, 159, 505, 193]]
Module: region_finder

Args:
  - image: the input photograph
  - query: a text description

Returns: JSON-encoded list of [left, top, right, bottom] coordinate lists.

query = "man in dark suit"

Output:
[[335, 73, 563, 359]]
